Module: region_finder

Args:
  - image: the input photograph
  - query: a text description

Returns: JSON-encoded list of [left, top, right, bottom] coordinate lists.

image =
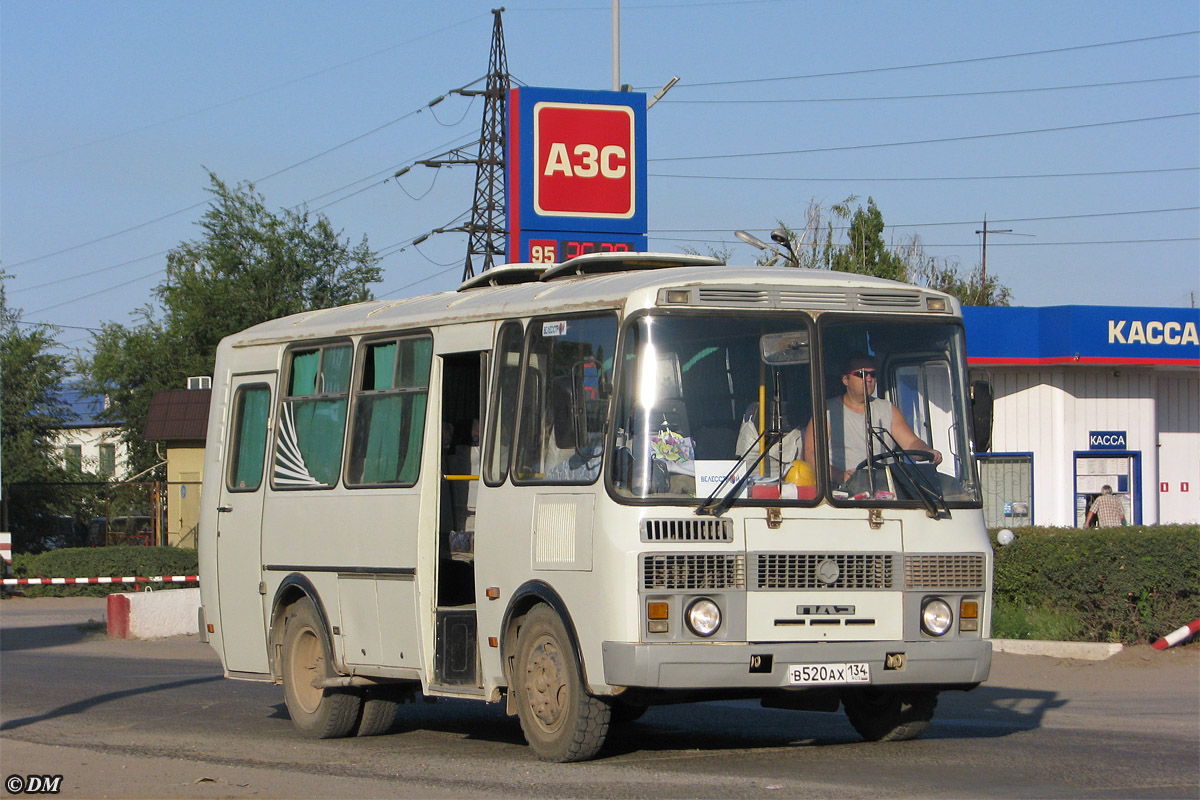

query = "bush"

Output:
[[9, 546, 199, 597], [991, 525, 1199, 644]]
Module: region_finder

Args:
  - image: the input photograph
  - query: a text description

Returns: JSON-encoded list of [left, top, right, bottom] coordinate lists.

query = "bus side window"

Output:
[[274, 343, 352, 488], [346, 335, 433, 486], [484, 322, 524, 485], [227, 384, 271, 491], [514, 314, 617, 484]]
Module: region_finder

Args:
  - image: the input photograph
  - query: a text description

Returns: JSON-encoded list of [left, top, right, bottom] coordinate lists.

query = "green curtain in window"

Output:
[[359, 395, 402, 483], [371, 343, 396, 391], [289, 398, 347, 486], [290, 351, 319, 396], [232, 387, 270, 489], [323, 346, 353, 394], [398, 338, 433, 389], [399, 393, 426, 483]]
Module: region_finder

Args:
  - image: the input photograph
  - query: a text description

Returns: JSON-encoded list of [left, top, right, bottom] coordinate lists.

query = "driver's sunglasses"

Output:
[[849, 369, 877, 379]]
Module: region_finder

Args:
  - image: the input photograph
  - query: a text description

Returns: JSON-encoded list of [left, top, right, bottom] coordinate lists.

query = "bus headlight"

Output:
[[685, 598, 721, 637], [921, 598, 954, 636]]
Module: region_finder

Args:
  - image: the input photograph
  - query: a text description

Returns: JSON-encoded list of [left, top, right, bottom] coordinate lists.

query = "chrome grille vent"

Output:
[[856, 291, 922, 309], [696, 288, 769, 306], [641, 518, 733, 543], [642, 553, 746, 590], [756, 553, 894, 590], [777, 290, 848, 309], [904, 554, 987, 590]]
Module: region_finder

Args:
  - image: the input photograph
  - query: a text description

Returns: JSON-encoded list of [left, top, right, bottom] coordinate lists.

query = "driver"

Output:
[[802, 355, 942, 487]]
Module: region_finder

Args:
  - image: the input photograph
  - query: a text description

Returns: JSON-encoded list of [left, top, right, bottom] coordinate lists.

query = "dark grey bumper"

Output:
[[602, 638, 991, 689]]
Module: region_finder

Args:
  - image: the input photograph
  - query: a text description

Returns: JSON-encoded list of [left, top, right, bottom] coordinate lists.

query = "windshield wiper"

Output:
[[867, 427, 950, 519], [695, 430, 782, 517]]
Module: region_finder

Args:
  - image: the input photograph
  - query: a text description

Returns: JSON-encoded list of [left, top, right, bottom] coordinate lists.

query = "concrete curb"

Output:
[[990, 638, 1123, 660], [107, 588, 200, 639]]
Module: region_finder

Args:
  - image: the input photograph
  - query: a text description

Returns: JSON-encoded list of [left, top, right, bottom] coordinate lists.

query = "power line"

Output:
[[670, 31, 1200, 89], [650, 167, 1199, 183], [1, 12, 491, 169], [662, 75, 1199, 104], [650, 113, 1200, 162], [653, 206, 1199, 233], [28, 268, 162, 316], [13, 129, 481, 311], [651, 235, 1199, 248], [13, 250, 169, 294], [7, 87, 482, 270]]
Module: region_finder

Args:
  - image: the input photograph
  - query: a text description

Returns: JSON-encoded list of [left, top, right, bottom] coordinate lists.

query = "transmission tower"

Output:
[[464, 9, 510, 280], [419, 9, 509, 281]]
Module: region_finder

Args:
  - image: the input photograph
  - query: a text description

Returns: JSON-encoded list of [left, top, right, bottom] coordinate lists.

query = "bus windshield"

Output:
[[609, 313, 980, 508], [815, 318, 981, 508], [610, 313, 817, 502]]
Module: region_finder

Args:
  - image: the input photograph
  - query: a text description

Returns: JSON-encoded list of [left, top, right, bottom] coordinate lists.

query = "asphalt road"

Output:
[[1, 596, 1197, 799]]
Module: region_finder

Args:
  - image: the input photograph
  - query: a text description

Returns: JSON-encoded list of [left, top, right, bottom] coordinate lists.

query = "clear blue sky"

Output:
[[2, 1, 1197, 356]]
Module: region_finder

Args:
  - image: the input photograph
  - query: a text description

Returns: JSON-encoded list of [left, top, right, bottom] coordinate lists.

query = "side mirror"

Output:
[[970, 377, 993, 453]]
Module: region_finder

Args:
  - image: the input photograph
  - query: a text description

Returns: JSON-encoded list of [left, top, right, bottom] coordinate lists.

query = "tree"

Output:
[[830, 197, 906, 282], [742, 197, 857, 270], [0, 276, 78, 550], [79, 173, 383, 471], [750, 197, 1013, 306], [896, 235, 1012, 306]]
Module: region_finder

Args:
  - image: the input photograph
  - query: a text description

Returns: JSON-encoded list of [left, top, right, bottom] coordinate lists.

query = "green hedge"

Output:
[[990, 525, 1200, 644], [5, 546, 199, 597]]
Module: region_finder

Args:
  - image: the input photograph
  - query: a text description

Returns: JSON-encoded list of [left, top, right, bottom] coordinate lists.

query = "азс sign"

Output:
[[507, 87, 647, 263], [534, 101, 636, 218]]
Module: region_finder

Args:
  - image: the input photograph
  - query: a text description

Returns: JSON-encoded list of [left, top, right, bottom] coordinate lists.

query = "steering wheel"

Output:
[[852, 449, 934, 472]]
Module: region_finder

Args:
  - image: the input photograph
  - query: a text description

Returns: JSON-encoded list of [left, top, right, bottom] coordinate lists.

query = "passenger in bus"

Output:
[[734, 400, 804, 476], [802, 355, 942, 487]]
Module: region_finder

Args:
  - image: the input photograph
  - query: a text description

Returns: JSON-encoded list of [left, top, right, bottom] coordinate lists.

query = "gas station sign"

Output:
[[507, 87, 647, 263]]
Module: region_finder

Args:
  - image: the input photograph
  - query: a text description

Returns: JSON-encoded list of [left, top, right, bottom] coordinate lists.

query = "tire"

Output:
[[512, 605, 611, 762], [355, 685, 413, 737], [280, 597, 361, 739], [841, 689, 938, 742], [608, 699, 648, 725]]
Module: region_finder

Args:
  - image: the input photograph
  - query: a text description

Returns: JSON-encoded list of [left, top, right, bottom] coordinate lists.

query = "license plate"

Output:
[[787, 662, 871, 685]]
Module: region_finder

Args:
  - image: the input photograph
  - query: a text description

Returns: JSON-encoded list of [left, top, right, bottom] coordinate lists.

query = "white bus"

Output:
[[198, 253, 993, 762]]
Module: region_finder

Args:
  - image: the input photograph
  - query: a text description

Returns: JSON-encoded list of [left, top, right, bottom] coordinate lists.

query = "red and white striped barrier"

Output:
[[2, 575, 198, 586], [0, 532, 11, 564], [1152, 618, 1200, 650]]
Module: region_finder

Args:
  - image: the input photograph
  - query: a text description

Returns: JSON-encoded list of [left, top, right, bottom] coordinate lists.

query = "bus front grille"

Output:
[[755, 553, 894, 590], [904, 554, 987, 590], [641, 518, 734, 543], [642, 553, 746, 590]]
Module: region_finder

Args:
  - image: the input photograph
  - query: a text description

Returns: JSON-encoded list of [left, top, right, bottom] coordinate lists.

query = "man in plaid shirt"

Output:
[[1086, 485, 1126, 527]]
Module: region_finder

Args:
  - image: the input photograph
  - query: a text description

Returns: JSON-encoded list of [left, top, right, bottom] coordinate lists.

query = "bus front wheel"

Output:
[[512, 605, 611, 762], [841, 688, 937, 742], [280, 597, 361, 738]]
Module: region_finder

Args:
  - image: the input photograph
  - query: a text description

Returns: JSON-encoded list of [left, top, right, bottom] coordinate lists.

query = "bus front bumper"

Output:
[[602, 638, 991, 690]]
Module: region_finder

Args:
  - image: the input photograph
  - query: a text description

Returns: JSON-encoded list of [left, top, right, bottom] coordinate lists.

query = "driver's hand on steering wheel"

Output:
[[928, 448, 943, 466]]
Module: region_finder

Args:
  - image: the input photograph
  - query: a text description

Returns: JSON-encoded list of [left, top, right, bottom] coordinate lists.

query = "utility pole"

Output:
[[612, 0, 621, 90], [975, 216, 1012, 297]]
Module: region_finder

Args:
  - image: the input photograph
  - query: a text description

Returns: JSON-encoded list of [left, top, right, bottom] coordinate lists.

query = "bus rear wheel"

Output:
[[280, 597, 361, 739], [512, 605, 610, 762], [841, 688, 937, 742]]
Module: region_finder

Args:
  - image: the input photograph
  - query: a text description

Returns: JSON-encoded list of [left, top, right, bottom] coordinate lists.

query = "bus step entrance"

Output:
[[434, 607, 479, 686]]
